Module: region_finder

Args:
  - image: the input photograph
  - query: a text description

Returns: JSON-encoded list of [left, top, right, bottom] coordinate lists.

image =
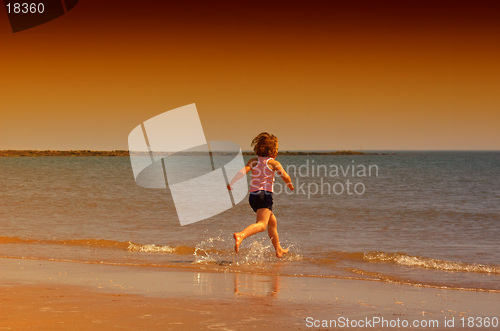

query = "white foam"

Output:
[[127, 243, 175, 254], [364, 251, 500, 274]]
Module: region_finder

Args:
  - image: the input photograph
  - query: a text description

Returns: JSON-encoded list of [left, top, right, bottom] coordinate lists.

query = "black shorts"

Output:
[[249, 190, 273, 212]]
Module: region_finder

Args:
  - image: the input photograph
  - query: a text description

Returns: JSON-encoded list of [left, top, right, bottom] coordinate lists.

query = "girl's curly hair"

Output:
[[251, 132, 278, 157]]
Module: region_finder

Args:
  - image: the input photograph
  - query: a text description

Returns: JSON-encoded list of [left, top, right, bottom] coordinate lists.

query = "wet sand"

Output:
[[0, 284, 306, 330], [1, 258, 499, 330]]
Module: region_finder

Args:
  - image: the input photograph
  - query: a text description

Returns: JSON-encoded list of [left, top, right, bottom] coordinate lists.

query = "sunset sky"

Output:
[[1, 0, 499, 150]]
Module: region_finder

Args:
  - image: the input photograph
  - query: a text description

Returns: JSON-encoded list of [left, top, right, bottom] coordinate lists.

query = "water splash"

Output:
[[193, 235, 302, 266], [193, 236, 230, 265], [236, 239, 274, 266]]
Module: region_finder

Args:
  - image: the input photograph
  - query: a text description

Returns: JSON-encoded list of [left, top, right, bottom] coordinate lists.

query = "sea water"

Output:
[[0, 152, 499, 291]]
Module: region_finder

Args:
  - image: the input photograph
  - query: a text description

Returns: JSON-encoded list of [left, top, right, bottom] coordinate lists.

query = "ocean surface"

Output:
[[1, 152, 499, 292]]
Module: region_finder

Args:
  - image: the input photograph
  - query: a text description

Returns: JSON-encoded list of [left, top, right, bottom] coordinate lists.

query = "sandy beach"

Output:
[[2, 0, 500, 328], [1, 257, 499, 330]]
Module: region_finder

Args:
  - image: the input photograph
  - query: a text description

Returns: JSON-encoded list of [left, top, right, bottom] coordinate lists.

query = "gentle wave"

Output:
[[363, 251, 500, 274], [127, 243, 196, 255], [0, 236, 132, 249], [0, 236, 243, 258], [2, 236, 499, 275], [2, 255, 498, 293], [310, 250, 500, 275], [0, 236, 194, 255]]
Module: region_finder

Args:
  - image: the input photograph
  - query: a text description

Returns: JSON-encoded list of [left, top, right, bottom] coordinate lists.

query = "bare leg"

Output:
[[234, 208, 272, 253], [267, 213, 289, 258]]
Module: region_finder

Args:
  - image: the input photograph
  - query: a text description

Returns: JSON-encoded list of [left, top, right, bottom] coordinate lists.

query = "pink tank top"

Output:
[[250, 156, 275, 192]]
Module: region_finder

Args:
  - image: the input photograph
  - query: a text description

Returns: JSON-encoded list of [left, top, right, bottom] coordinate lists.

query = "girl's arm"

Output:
[[227, 158, 257, 190], [269, 160, 295, 191]]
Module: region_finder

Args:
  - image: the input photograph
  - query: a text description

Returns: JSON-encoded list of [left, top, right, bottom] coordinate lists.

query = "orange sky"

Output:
[[1, 0, 499, 150]]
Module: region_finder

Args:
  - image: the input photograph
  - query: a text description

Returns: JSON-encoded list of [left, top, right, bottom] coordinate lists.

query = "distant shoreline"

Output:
[[0, 150, 378, 157]]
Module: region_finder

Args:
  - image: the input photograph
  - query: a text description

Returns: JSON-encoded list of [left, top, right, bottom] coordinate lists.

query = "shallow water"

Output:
[[1, 152, 499, 291]]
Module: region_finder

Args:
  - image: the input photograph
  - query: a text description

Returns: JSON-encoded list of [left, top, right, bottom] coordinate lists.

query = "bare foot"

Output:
[[276, 247, 289, 258], [233, 233, 243, 253]]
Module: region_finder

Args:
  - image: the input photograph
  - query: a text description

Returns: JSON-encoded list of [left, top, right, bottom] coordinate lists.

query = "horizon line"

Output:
[[0, 149, 498, 152]]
